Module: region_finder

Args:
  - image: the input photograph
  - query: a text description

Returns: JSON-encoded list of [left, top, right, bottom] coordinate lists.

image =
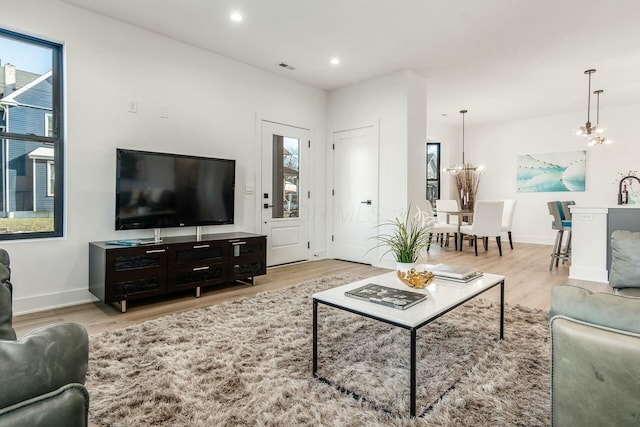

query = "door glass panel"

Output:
[[272, 135, 299, 218]]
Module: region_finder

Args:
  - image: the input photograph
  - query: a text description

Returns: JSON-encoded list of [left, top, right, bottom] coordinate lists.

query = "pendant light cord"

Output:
[[584, 69, 596, 126], [460, 109, 467, 164]]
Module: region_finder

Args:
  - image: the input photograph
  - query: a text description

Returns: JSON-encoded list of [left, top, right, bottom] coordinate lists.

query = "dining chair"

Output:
[[501, 199, 517, 249], [459, 200, 504, 256], [421, 204, 459, 251], [435, 199, 463, 225]]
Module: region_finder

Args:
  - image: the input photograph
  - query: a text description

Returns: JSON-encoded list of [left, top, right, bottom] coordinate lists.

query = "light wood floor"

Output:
[[13, 242, 611, 337]]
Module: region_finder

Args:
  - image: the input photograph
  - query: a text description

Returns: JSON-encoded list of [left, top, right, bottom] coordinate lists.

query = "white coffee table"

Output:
[[312, 268, 505, 417]]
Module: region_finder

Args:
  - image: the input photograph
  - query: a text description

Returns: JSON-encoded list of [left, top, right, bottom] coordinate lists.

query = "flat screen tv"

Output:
[[115, 149, 235, 230]]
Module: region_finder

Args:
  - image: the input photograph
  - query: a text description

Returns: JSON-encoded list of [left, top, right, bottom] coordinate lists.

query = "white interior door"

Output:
[[332, 125, 379, 264], [261, 121, 310, 266]]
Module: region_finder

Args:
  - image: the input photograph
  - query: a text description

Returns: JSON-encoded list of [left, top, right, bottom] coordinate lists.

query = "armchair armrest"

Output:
[[0, 383, 89, 427], [0, 322, 88, 410]]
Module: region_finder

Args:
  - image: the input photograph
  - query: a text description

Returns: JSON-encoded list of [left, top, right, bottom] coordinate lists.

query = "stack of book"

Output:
[[345, 283, 427, 310], [429, 264, 483, 283]]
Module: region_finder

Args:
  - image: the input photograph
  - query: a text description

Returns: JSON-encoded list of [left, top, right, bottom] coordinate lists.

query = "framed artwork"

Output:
[[516, 150, 586, 192]]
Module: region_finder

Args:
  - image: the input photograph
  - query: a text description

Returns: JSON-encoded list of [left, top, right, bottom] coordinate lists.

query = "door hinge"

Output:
[[307, 191, 311, 198], [331, 235, 334, 242], [307, 241, 310, 249], [332, 189, 334, 196], [308, 140, 311, 148], [332, 143, 335, 150]]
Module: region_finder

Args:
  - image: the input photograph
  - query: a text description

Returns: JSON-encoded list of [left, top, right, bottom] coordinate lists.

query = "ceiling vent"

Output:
[[278, 62, 296, 71]]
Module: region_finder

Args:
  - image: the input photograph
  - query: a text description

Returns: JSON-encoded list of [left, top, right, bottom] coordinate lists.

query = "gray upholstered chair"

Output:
[[547, 200, 574, 270], [0, 249, 90, 427], [609, 229, 640, 297], [550, 285, 640, 426]]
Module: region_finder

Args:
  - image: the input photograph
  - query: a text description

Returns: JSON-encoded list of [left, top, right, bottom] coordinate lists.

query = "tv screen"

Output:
[[116, 149, 235, 230]]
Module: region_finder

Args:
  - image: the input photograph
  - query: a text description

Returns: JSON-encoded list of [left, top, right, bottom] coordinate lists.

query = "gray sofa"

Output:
[[0, 249, 90, 427], [550, 285, 640, 426]]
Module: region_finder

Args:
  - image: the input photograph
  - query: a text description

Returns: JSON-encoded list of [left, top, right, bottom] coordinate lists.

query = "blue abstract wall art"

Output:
[[516, 150, 586, 192]]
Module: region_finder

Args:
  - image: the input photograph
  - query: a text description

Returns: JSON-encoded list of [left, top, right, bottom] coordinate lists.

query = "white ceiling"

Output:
[[61, 0, 640, 126]]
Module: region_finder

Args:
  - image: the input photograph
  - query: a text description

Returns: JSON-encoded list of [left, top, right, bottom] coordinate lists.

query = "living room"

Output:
[[2, 0, 640, 425], [2, 0, 639, 315]]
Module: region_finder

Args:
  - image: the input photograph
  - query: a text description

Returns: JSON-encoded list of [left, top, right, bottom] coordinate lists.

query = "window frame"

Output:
[[0, 28, 64, 240]]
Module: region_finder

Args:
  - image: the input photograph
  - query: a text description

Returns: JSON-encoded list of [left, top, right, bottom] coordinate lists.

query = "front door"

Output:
[[332, 125, 379, 264], [261, 121, 310, 266]]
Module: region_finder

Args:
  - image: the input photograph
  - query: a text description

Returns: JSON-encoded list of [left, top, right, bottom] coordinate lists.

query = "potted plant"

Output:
[[371, 205, 435, 288]]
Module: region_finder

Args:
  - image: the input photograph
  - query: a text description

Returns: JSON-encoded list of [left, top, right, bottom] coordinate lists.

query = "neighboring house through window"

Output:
[[426, 142, 441, 208], [0, 29, 63, 239], [47, 160, 54, 197]]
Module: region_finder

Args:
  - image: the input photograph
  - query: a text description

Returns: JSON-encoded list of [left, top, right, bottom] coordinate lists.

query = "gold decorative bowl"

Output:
[[397, 268, 435, 289]]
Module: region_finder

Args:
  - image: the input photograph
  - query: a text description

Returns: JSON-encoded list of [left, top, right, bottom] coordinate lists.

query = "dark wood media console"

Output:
[[89, 232, 266, 312]]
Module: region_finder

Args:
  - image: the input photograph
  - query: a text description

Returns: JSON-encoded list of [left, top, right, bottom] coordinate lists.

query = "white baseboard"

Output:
[[569, 266, 609, 283], [13, 288, 99, 316], [513, 235, 555, 245]]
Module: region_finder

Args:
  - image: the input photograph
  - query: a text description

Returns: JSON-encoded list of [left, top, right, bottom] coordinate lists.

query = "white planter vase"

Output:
[[396, 261, 416, 274]]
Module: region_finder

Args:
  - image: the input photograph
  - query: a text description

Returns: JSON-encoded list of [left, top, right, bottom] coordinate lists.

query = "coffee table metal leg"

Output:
[[410, 328, 417, 417], [313, 299, 318, 376]]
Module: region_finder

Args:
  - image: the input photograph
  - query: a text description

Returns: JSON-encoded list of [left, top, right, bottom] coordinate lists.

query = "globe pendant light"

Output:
[[575, 69, 604, 138], [587, 89, 613, 146]]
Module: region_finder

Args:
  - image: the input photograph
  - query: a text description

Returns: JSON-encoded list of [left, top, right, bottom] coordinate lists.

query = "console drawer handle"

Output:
[[145, 249, 166, 254], [193, 266, 210, 271], [232, 241, 247, 246], [192, 244, 210, 249]]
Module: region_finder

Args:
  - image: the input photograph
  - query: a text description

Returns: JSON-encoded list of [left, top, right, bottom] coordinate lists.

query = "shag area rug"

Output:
[[87, 273, 551, 426]]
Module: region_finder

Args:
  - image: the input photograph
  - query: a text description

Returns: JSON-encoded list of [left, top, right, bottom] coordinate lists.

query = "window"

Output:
[[0, 29, 63, 239], [426, 142, 441, 208], [45, 113, 53, 137], [272, 135, 299, 219], [46, 160, 54, 197]]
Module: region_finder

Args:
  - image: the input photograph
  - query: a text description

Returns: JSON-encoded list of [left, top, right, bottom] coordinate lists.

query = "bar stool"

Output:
[[547, 201, 574, 270]]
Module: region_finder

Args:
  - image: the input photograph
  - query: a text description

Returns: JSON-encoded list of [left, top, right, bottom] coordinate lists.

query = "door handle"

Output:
[[360, 200, 372, 205]]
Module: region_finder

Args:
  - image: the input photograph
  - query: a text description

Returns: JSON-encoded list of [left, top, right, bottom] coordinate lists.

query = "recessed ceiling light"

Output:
[[330, 57, 340, 65], [230, 12, 243, 22]]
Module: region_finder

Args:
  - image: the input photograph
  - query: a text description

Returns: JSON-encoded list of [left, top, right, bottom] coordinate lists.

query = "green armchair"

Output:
[[0, 249, 89, 427], [549, 285, 640, 426]]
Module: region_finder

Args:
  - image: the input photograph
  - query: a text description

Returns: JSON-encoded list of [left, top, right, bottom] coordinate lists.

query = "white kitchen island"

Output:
[[570, 205, 640, 283]]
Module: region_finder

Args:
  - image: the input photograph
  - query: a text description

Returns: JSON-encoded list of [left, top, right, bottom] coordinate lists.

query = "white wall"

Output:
[[463, 103, 640, 244], [3, 0, 327, 314], [328, 71, 419, 268], [407, 72, 427, 209]]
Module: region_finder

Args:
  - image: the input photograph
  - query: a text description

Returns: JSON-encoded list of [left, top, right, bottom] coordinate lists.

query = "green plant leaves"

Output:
[[370, 205, 433, 263]]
